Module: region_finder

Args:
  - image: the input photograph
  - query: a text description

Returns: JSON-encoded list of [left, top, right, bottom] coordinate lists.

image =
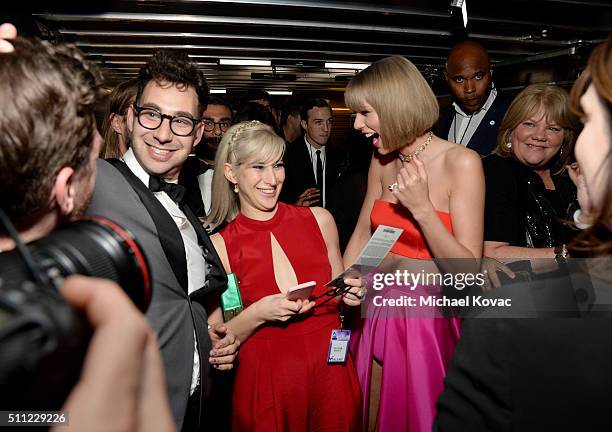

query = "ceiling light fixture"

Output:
[[210, 89, 227, 94], [220, 59, 271, 66], [267, 90, 293, 96], [325, 62, 370, 70], [450, 0, 468, 28]]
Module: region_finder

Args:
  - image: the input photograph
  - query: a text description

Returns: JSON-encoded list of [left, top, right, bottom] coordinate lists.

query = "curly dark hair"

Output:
[[0, 37, 103, 227], [136, 50, 209, 114]]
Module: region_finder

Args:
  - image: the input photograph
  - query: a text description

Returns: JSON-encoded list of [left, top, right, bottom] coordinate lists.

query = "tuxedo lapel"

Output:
[[180, 203, 227, 304], [434, 105, 455, 140], [467, 114, 491, 154], [297, 138, 316, 186], [106, 159, 189, 294], [467, 106, 501, 155]]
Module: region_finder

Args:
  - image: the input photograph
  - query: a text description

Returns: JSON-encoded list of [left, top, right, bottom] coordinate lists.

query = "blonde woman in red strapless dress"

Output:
[[343, 56, 485, 432], [206, 121, 365, 432]]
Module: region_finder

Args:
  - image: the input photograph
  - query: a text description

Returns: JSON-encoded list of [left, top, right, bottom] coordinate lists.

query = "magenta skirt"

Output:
[[350, 287, 461, 432]]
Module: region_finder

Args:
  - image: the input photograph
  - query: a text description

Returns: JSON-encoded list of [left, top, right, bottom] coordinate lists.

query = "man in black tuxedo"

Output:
[[280, 98, 345, 208], [434, 41, 512, 156], [87, 50, 239, 431]]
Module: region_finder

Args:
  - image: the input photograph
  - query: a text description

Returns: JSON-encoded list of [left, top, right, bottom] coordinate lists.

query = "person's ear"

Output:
[[300, 119, 307, 131], [224, 162, 238, 185], [53, 166, 77, 216], [192, 122, 204, 149], [126, 105, 135, 134], [223, 162, 238, 185], [110, 113, 123, 135]]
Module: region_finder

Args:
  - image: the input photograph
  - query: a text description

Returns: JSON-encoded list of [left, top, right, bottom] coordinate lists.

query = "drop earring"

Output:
[[233, 183, 239, 193], [505, 141, 512, 149]]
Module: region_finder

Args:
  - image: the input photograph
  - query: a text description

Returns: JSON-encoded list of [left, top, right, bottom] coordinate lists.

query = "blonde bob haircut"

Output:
[[344, 56, 439, 151], [207, 120, 285, 229], [495, 84, 579, 174]]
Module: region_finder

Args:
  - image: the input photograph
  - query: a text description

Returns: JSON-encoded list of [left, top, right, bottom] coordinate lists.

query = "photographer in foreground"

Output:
[[0, 26, 174, 431]]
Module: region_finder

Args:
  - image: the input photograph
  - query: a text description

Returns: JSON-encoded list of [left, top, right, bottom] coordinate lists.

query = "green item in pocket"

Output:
[[221, 273, 243, 322]]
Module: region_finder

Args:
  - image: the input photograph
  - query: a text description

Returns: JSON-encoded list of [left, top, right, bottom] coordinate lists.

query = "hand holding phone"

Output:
[[286, 281, 316, 301]]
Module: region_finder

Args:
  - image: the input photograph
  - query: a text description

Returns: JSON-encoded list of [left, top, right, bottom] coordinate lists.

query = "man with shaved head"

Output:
[[434, 40, 512, 155]]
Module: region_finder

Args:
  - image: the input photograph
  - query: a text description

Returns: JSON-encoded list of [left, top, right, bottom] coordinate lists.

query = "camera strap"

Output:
[[0, 207, 50, 288]]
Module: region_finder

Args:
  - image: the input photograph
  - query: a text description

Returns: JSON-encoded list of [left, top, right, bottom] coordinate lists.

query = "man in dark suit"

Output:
[[88, 50, 238, 431], [280, 98, 345, 208], [434, 41, 512, 156]]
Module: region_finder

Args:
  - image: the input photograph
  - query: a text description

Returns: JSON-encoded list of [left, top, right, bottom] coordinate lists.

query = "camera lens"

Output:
[[25, 216, 151, 312], [0, 216, 151, 410]]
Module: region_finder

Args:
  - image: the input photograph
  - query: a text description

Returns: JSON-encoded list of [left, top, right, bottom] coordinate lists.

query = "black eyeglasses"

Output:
[[202, 119, 232, 132], [133, 104, 200, 137]]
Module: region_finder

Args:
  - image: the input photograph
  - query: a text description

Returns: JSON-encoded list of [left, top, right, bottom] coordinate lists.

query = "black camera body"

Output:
[[0, 217, 151, 410]]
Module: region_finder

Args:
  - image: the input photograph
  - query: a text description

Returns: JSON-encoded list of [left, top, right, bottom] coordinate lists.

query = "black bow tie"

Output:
[[148, 176, 186, 205]]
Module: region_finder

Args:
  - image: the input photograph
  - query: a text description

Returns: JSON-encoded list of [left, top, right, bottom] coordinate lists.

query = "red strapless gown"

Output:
[[351, 200, 461, 432], [220, 203, 361, 432]]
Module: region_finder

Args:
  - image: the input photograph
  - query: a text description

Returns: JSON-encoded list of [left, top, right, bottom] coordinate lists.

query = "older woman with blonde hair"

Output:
[[483, 84, 582, 264], [207, 121, 364, 431], [343, 56, 485, 432]]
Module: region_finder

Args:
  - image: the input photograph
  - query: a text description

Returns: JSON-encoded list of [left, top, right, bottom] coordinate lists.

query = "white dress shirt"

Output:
[[304, 135, 326, 207], [197, 169, 214, 215]]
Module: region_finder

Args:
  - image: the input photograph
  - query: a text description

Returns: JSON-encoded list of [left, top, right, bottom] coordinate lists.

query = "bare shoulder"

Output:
[[441, 142, 483, 172], [309, 207, 339, 239], [309, 207, 340, 250], [210, 232, 225, 250], [309, 206, 335, 228], [210, 233, 231, 272]]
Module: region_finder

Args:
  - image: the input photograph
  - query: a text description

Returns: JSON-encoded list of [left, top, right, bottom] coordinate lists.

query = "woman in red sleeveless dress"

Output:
[[206, 121, 364, 432], [343, 56, 485, 432]]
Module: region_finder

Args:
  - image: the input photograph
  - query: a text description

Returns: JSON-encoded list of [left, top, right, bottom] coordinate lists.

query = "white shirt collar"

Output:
[[304, 134, 325, 154], [453, 87, 498, 118], [122, 148, 150, 186]]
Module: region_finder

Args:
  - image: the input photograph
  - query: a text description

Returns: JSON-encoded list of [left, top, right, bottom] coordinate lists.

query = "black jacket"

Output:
[[483, 154, 578, 248], [434, 92, 513, 156], [279, 135, 346, 208]]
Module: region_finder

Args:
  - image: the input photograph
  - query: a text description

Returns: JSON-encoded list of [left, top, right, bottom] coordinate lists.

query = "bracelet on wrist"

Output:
[[554, 243, 569, 264]]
